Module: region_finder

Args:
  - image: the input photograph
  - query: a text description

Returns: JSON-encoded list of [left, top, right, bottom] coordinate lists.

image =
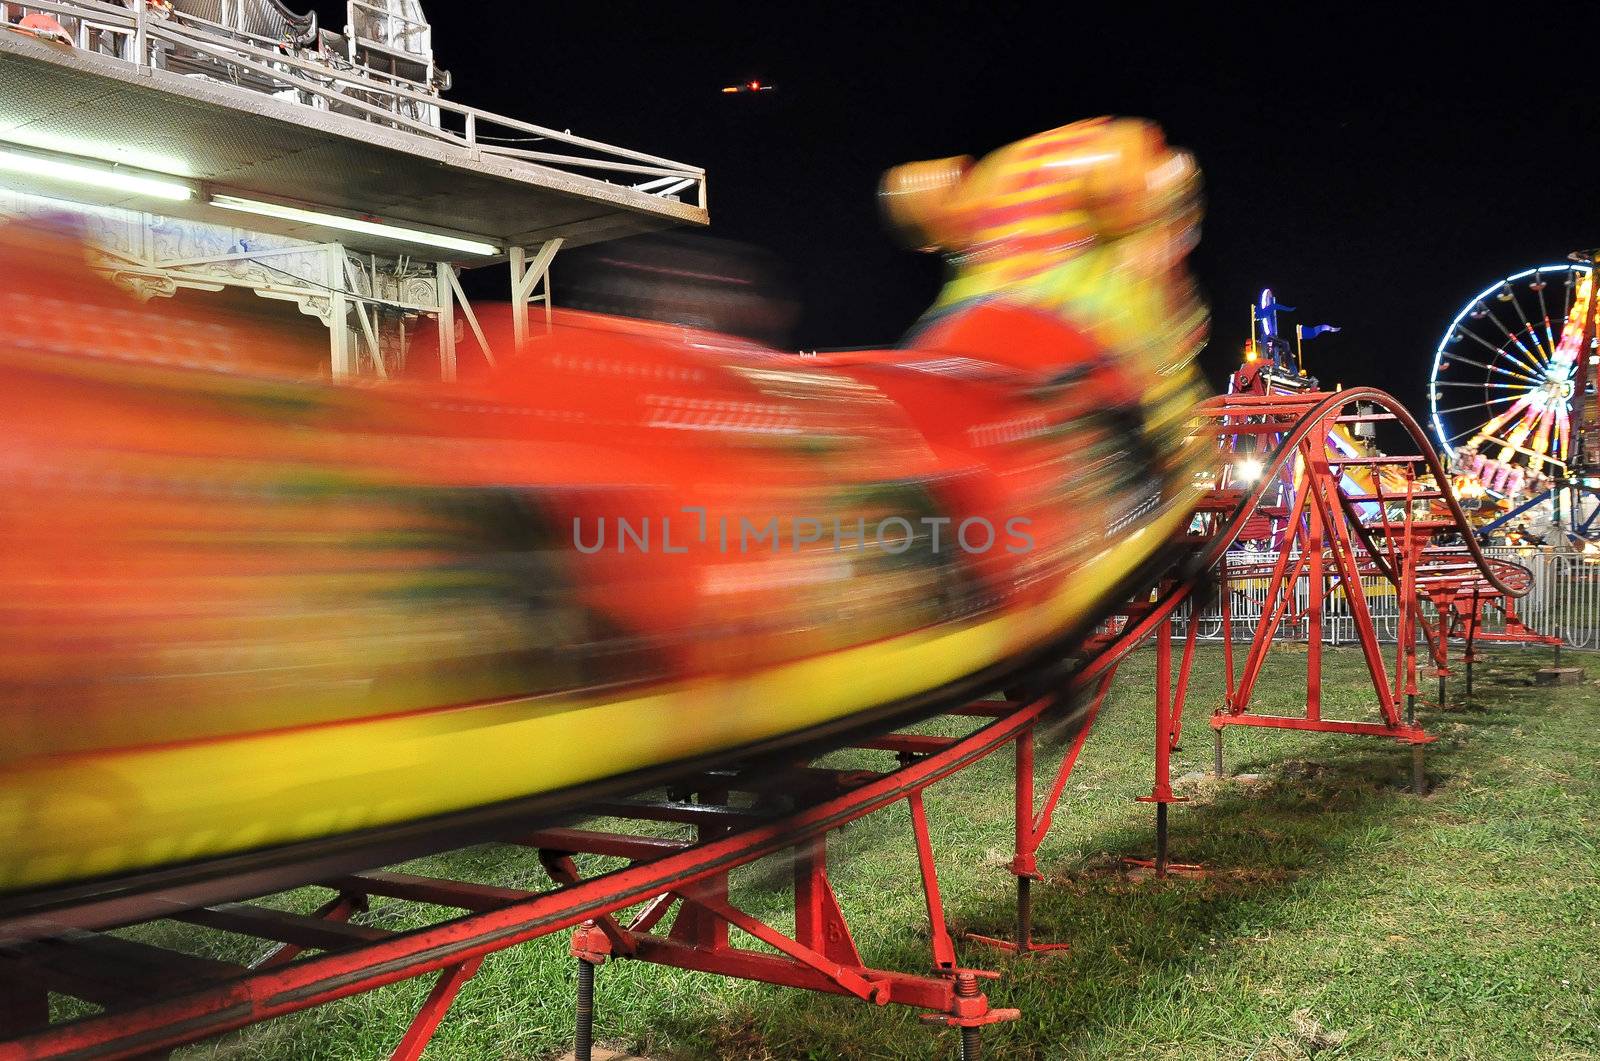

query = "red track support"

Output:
[[392, 958, 484, 1061], [1210, 391, 1462, 757], [1124, 615, 1202, 878], [909, 790, 960, 972], [793, 836, 863, 968], [557, 752, 1029, 1055], [968, 667, 1118, 956]]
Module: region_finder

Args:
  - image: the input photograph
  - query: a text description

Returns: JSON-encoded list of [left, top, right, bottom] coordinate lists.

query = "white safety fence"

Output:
[[1170, 551, 1401, 645], [1168, 548, 1599, 647], [1485, 548, 1600, 649]]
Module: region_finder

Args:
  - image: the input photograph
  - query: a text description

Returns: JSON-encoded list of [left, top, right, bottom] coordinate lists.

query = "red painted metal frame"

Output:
[[0, 388, 1546, 1061], [1201, 388, 1547, 764]]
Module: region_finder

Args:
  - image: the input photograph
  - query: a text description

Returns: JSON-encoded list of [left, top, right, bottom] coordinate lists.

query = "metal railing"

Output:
[[346, 0, 428, 62], [1481, 547, 1600, 648], [3, 0, 707, 207], [1172, 550, 1403, 645], [1168, 547, 1599, 647]]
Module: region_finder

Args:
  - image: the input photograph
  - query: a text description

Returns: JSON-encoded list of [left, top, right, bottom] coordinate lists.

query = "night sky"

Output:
[[312, 4, 1596, 416]]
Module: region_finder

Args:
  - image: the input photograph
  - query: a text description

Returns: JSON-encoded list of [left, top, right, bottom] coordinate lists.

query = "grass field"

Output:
[[164, 644, 1599, 1061]]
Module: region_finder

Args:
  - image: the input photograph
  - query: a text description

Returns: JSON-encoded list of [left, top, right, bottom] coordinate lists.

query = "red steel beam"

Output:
[[1212, 714, 1433, 743], [2, 694, 1061, 1060]]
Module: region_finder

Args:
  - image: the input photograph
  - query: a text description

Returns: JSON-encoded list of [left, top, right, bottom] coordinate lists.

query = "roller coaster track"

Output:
[[0, 389, 1549, 1061]]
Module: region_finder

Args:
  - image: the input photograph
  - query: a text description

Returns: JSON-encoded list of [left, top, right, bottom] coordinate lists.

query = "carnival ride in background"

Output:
[[1224, 290, 1410, 545], [1430, 258, 1600, 542], [0, 104, 1562, 1061]]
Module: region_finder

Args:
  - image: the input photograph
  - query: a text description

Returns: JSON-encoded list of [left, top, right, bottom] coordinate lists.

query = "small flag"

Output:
[[1301, 324, 1341, 340]]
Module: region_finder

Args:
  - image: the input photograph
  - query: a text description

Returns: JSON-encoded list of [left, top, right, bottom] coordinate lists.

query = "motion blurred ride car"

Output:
[[0, 117, 1210, 898]]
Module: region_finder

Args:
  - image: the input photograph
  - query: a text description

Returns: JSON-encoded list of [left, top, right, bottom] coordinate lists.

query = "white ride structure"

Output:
[[0, 0, 707, 377]]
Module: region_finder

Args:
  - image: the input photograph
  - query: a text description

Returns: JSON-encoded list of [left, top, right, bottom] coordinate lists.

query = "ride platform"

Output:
[[0, 4, 706, 258]]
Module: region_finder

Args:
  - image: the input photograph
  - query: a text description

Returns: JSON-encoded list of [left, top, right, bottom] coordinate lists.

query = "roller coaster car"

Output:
[[0, 117, 1210, 912]]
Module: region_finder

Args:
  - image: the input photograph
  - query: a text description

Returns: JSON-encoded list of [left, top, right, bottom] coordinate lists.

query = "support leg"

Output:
[[908, 792, 958, 970], [1125, 623, 1199, 878], [967, 858, 1070, 955], [1154, 803, 1169, 880], [1405, 691, 1425, 795], [1125, 793, 1201, 876], [1015, 875, 1031, 953], [970, 683, 1113, 957], [391, 958, 482, 1061], [574, 958, 596, 1061], [1212, 729, 1224, 779], [1398, 684, 1423, 794], [328, 245, 352, 378], [435, 262, 458, 382], [955, 973, 982, 1061]]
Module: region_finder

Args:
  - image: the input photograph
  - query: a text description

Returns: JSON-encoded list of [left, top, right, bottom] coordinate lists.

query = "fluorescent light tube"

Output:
[[0, 149, 193, 202], [0, 130, 193, 177], [211, 194, 497, 256]]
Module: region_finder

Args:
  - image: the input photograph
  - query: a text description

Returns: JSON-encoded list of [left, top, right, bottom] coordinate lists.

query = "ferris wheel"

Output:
[[1429, 262, 1594, 498]]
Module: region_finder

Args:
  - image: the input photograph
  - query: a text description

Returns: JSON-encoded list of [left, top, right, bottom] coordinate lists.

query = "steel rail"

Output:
[[0, 700, 1064, 1059], [1195, 388, 1530, 598]]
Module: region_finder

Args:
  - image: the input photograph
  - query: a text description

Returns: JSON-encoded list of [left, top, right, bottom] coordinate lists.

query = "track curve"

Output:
[[1079, 386, 1527, 688]]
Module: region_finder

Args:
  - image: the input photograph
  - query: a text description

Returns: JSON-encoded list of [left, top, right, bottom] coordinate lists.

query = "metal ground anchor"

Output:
[[918, 969, 1018, 1061], [1404, 694, 1427, 796], [965, 873, 1071, 956], [570, 920, 613, 1061], [574, 957, 596, 1061], [1124, 798, 1204, 879], [956, 973, 981, 1061]]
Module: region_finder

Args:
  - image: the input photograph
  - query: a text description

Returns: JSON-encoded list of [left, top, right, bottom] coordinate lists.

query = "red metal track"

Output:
[[0, 389, 1554, 1061]]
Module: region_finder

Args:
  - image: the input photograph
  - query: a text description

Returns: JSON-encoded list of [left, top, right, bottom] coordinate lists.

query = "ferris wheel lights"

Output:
[[1433, 263, 1595, 500], [1234, 457, 1264, 484]]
